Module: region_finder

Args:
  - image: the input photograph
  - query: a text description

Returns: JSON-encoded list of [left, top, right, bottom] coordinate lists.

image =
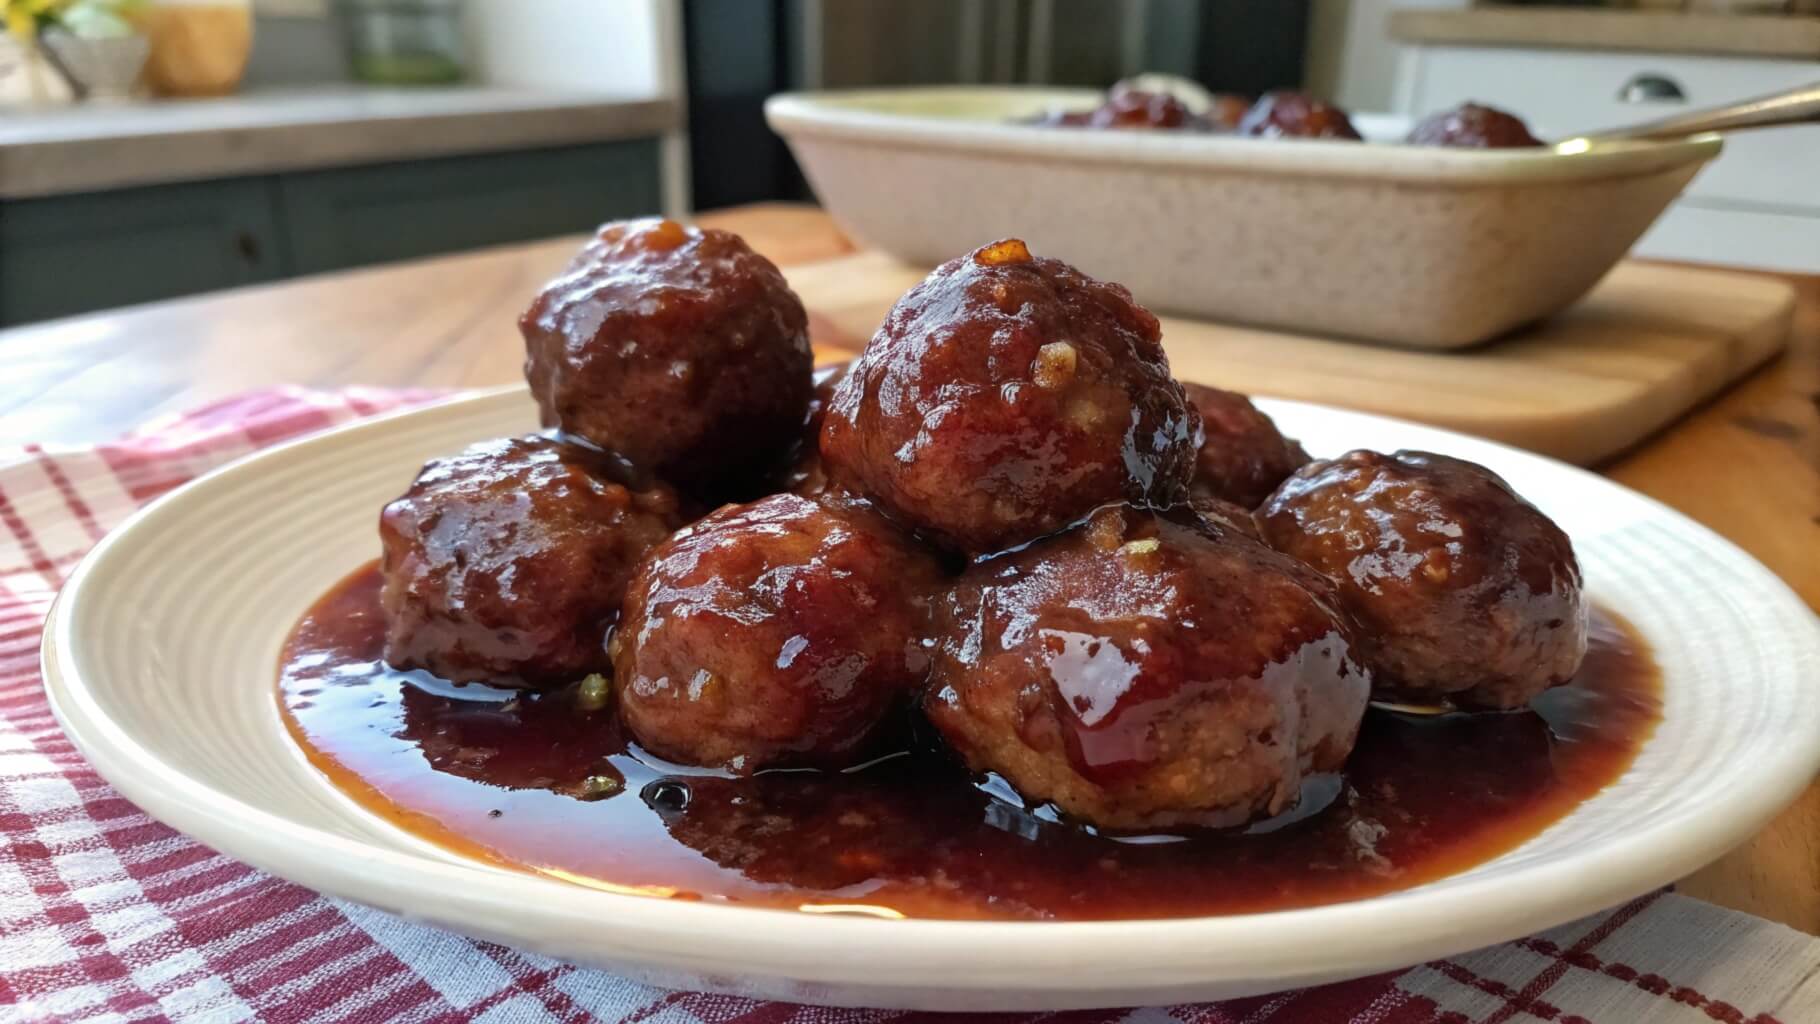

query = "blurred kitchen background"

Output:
[[0, 0, 1812, 326]]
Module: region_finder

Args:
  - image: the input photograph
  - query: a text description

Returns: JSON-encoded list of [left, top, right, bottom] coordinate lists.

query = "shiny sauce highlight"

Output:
[[279, 562, 1660, 921]]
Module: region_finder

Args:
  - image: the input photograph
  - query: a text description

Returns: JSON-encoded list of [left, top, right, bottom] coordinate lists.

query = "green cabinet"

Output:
[[277, 140, 661, 275], [0, 177, 283, 325], [0, 139, 662, 326]]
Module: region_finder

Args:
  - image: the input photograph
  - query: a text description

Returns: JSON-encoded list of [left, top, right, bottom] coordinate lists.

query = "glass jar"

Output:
[[339, 0, 467, 86]]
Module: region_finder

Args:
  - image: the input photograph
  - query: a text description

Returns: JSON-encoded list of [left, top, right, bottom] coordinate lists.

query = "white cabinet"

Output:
[[1396, 45, 1819, 272]]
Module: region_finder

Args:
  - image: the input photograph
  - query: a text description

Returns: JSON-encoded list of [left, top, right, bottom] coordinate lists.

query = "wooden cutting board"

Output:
[[789, 251, 1795, 466]]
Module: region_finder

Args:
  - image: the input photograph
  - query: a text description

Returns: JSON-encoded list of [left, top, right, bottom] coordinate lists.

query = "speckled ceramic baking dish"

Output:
[[765, 87, 1722, 349]]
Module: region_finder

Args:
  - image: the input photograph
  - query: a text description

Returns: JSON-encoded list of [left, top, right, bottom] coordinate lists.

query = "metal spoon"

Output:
[[1563, 80, 1820, 148]]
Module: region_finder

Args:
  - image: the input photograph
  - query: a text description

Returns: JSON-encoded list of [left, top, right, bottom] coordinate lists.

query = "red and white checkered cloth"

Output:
[[5, 388, 1820, 1024]]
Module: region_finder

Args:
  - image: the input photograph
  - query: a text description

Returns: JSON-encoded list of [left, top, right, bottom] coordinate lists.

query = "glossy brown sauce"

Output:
[[279, 562, 1660, 921]]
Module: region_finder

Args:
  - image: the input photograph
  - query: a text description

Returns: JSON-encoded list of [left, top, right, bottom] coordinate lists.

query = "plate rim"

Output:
[[40, 386, 1820, 1003]]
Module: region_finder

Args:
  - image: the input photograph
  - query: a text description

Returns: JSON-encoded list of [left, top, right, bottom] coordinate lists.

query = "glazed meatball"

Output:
[[1036, 84, 1245, 132], [1407, 103, 1542, 149], [1237, 91, 1362, 140], [1191, 493, 1261, 541], [1257, 450, 1587, 709], [379, 435, 685, 687], [520, 218, 813, 497], [617, 493, 945, 774], [1183, 383, 1312, 510], [1206, 92, 1252, 131], [821, 239, 1198, 553], [778, 361, 848, 498], [1082, 83, 1202, 130], [925, 505, 1370, 830]]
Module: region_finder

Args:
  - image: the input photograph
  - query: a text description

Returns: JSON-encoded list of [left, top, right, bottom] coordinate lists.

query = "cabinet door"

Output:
[[0, 178, 283, 326], [276, 140, 662, 276]]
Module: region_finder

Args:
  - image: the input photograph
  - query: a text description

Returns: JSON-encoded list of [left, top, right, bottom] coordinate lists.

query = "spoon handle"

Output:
[[1578, 81, 1820, 142]]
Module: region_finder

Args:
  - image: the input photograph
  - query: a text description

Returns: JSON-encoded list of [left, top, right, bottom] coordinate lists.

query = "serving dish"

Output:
[[765, 86, 1722, 349], [44, 384, 1820, 1010]]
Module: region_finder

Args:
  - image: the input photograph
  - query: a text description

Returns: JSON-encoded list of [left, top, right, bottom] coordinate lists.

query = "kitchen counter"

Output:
[[1389, 7, 1820, 60], [0, 84, 678, 199]]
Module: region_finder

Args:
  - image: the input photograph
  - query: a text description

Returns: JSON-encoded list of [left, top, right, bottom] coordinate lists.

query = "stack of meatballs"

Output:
[[378, 219, 1589, 832], [1037, 77, 1545, 150]]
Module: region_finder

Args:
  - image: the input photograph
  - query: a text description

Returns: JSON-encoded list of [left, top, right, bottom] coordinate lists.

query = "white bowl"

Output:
[[44, 387, 1820, 1011], [765, 87, 1722, 349]]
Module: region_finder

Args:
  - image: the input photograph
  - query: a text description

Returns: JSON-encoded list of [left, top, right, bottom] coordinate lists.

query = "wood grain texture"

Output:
[[1389, 8, 1820, 59], [1608, 272, 1820, 929], [2, 201, 1816, 931], [783, 251, 1795, 466]]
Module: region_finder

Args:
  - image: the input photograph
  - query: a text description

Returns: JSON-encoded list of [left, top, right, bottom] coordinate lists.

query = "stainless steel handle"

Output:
[[1618, 73, 1686, 104], [1579, 80, 1820, 143]]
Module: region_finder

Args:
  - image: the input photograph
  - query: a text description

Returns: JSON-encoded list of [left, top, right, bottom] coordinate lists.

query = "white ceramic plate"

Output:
[[766, 87, 1722, 349], [45, 386, 1820, 1011]]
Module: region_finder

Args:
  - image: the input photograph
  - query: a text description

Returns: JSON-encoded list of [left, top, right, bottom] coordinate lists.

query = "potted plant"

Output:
[[4, 0, 148, 101], [1, 0, 76, 104]]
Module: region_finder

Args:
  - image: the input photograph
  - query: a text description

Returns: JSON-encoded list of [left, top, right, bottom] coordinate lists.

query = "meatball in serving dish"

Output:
[[767, 86, 1718, 348], [279, 221, 1660, 923]]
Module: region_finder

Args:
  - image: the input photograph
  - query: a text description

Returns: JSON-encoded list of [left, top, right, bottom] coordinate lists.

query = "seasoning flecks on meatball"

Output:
[[520, 218, 813, 498], [926, 505, 1370, 831], [1257, 449, 1587, 710], [820, 238, 1199, 554], [616, 493, 946, 774], [379, 435, 686, 688], [1237, 91, 1363, 140], [1183, 382, 1312, 511], [1407, 103, 1543, 149]]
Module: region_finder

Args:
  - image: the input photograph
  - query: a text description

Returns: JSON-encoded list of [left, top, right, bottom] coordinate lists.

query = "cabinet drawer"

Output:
[[1407, 47, 1815, 213], [0, 178, 283, 325], [276, 140, 662, 276]]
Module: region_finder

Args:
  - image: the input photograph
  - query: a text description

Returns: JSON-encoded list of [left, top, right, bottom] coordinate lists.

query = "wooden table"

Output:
[[4, 202, 1817, 930]]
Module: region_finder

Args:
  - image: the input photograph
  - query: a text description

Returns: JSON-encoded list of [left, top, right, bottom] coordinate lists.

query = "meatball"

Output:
[[1034, 84, 1206, 131], [520, 218, 813, 497], [1407, 103, 1542, 149], [1257, 450, 1587, 709], [1191, 493, 1261, 541], [821, 239, 1198, 553], [379, 435, 685, 687], [617, 493, 945, 774], [925, 505, 1370, 830], [1206, 92, 1252, 131], [1035, 81, 1248, 133], [778, 361, 848, 497], [1083, 83, 1202, 130], [1183, 383, 1312, 510], [1237, 91, 1362, 140]]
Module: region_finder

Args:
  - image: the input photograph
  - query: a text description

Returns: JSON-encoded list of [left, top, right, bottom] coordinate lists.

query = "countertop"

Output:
[[1390, 7, 1820, 60], [1, 202, 1817, 932], [0, 84, 678, 199]]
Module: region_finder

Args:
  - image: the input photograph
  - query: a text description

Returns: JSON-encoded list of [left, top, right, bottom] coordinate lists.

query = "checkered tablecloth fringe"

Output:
[[4, 388, 1819, 1023]]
